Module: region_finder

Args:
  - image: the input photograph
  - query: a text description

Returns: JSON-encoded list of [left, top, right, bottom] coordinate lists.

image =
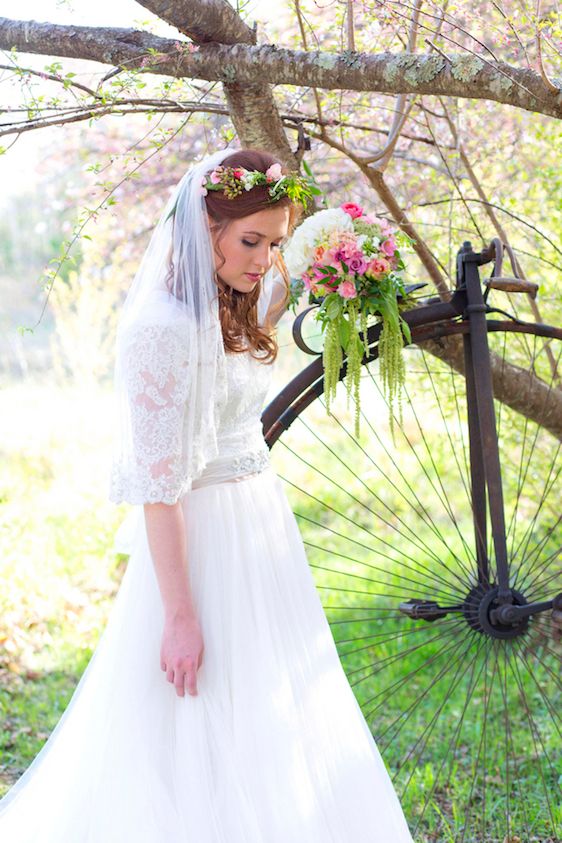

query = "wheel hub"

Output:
[[462, 583, 529, 639]]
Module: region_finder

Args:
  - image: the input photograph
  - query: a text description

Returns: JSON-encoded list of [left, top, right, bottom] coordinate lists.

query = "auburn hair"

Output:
[[203, 148, 303, 363]]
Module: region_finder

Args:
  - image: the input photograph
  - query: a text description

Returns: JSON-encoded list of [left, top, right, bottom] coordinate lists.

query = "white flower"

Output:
[[283, 208, 353, 277]]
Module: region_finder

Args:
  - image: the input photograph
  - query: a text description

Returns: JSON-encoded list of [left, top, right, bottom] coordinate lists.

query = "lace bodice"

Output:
[[215, 348, 273, 461]]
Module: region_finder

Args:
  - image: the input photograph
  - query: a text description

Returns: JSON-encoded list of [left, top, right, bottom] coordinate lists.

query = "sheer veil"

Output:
[[108, 148, 283, 506]]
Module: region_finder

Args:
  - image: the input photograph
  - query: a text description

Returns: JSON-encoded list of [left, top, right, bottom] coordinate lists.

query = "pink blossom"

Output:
[[199, 186, 208, 196], [348, 255, 369, 274], [265, 163, 283, 182], [380, 237, 397, 257], [303, 273, 320, 295], [337, 280, 357, 299], [366, 257, 390, 278], [379, 219, 396, 237], [340, 202, 364, 219], [210, 170, 222, 184], [233, 167, 245, 179]]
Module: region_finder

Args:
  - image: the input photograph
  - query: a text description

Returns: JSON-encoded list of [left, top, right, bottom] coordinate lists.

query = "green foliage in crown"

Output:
[[200, 162, 320, 209]]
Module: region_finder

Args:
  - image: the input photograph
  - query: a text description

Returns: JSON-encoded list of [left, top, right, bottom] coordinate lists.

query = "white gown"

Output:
[[0, 321, 415, 841]]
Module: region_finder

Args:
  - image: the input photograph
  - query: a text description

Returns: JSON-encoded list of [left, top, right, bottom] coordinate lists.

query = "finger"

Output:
[[166, 666, 175, 684], [175, 674, 185, 698], [185, 663, 198, 696]]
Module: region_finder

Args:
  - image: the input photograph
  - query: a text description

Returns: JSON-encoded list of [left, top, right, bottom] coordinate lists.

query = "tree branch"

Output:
[[134, 0, 255, 45], [1, 17, 560, 119]]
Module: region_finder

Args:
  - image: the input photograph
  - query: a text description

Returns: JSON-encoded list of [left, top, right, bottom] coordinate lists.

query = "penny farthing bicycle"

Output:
[[262, 238, 562, 843]]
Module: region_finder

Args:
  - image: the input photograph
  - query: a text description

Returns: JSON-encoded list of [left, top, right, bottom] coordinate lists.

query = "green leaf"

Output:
[[401, 317, 412, 345], [326, 295, 342, 320], [338, 316, 351, 350]]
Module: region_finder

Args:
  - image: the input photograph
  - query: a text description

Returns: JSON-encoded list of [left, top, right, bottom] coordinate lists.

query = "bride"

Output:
[[0, 147, 415, 841]]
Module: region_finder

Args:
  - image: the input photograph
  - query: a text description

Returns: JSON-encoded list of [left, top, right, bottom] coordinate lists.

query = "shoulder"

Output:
[[119, 290, 196, 347]]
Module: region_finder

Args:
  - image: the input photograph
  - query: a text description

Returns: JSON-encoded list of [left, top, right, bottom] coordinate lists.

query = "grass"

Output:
[[0, 378, 129, 795]]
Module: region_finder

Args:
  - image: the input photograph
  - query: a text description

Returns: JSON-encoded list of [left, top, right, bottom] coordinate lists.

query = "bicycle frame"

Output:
[[456, 241, 510, 602]]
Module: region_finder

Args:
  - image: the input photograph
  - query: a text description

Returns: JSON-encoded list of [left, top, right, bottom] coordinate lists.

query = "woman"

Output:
[[0, 147, 415, 841]]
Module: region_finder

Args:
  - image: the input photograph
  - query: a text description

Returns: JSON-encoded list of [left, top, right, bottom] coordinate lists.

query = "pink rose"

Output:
[[337, 280, 357, 299], [265, 163, 283, 182], [366, 257, 390, 278], [233, 167, 245, 179], [340, 202, 364, 219], [380, 237, 397, 257], [348, 255, 368, 274], [210, 170, 222, 184]]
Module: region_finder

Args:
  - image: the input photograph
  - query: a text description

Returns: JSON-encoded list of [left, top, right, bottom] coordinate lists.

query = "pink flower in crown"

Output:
[[265, 163, 283, 183], [337, 280, 357, 299], [380, 237, 397, 257], [209, 170, 222, 184], [233, 167, 246, 179], [199, 175, 208, 196], [340, 202, 364, 219]]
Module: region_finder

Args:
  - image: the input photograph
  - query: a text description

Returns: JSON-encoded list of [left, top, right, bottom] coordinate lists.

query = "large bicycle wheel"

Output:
[[263, 303, 562, 843]]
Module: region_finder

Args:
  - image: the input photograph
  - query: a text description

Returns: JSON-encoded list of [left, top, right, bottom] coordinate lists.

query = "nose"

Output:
[[252, 244, 273, 272]]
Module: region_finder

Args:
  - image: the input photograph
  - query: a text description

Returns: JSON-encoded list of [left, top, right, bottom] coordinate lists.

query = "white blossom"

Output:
[[283, 208, 353, 277]]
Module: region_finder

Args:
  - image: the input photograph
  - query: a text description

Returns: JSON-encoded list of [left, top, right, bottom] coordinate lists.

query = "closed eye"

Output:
[[242, 239, 282, 249]]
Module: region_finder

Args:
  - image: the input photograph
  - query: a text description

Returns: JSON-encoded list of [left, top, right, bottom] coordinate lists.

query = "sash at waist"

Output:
[[191, 447, 271, 490]]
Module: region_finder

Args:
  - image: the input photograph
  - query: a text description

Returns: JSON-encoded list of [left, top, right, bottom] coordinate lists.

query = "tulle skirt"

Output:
[[0, 466, 414, 842]]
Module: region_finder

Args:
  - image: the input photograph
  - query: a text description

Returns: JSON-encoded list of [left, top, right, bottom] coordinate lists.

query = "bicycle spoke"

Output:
[[268, 307, 562, 840]]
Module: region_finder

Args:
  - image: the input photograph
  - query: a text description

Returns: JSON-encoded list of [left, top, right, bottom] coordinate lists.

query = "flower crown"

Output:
[[200, 163, 314, 208]]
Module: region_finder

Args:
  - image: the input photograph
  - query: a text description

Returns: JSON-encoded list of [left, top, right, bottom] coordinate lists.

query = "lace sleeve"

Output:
[[109, 321, 193, 506]]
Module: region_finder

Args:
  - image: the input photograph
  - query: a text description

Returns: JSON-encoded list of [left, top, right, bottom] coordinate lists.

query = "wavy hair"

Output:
[[203, 148, 302, 363]]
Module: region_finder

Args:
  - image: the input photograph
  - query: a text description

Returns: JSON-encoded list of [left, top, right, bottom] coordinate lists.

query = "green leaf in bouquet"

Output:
[[338, 314, 351, 350], [400, 316, 412, 345], [326, 294, 343, 320]]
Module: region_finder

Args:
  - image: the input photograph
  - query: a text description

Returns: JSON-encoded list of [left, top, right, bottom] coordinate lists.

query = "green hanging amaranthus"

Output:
[[284, 203, 415, 438]]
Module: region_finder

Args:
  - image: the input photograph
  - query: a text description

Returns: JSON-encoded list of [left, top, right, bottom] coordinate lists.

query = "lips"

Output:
[[245, 273, 262, 281]]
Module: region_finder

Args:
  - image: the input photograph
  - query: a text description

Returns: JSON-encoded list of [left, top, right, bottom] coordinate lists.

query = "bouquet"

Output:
[[283, 203, 415, 438]]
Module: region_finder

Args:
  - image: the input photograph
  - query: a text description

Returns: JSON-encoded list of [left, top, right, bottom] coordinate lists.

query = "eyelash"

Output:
[[242, 239, 282, 249]]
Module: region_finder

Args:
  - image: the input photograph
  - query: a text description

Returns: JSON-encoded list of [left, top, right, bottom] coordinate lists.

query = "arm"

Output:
[[110, 317, 203, 696], [144, 500, 204, 698]]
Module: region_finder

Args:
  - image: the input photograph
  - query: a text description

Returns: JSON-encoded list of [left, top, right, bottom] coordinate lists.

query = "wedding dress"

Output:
[[0, 290, 415, 842]]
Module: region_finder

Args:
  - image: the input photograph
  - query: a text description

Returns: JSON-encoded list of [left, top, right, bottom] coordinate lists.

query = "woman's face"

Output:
[[208, 205, 290, 293]]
